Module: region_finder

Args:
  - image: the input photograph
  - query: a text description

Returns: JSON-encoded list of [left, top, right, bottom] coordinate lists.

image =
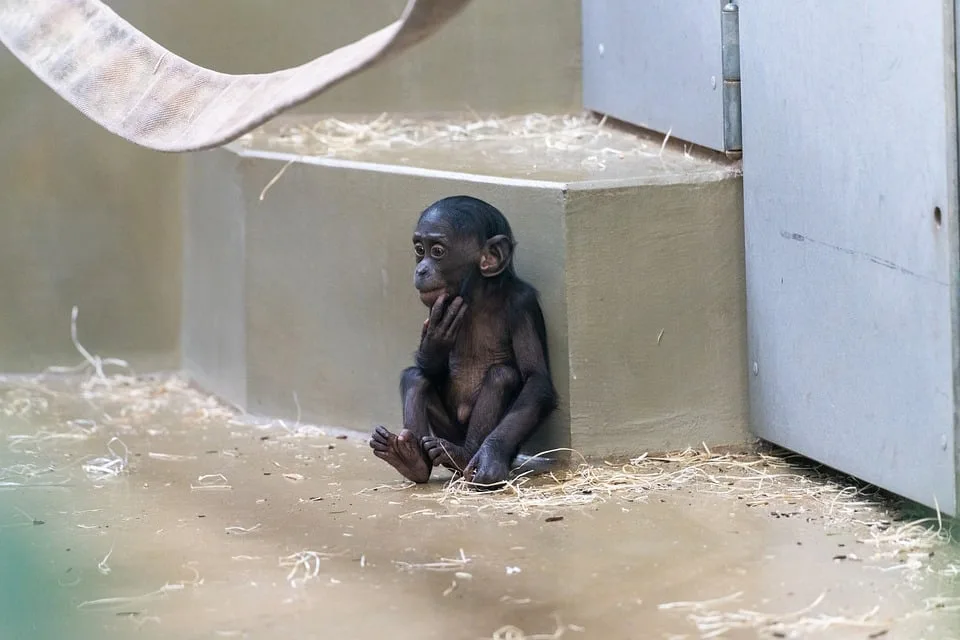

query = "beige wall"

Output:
[[0, 51, 181, 372], [235, 155, 571, 456], [0, 0, 580, 373], [565, 181, 749, 455], [183, 147, 750, 456], [110, 0, 581, 115]]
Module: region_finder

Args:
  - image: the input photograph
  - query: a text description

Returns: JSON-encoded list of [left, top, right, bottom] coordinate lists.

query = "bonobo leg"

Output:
[[370, 367, 458, 483], [422, 364, 520, 473]]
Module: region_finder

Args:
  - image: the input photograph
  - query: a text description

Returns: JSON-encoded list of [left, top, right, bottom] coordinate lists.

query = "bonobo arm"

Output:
[[416, 296, 466, 379], [480, 301, 557, 458]]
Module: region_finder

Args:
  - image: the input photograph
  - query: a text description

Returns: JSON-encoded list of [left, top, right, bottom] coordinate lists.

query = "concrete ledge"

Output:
[[183, 117, 748, 457]]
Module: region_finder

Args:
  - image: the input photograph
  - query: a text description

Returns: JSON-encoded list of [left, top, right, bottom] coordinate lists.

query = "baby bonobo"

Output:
[[369, 195, 557, 488]]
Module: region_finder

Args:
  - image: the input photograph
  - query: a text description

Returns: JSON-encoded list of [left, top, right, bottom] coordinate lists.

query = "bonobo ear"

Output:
[[479, 234, 513, 278]]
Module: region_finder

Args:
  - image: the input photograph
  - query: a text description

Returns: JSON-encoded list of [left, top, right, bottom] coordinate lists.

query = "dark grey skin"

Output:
[[369, 196, 557, 488]]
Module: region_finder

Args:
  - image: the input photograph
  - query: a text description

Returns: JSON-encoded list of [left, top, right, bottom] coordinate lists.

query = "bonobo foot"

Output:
[[369, 426, 430, 483], [421, 436, 470, 472], [464, 443, 513, 490]]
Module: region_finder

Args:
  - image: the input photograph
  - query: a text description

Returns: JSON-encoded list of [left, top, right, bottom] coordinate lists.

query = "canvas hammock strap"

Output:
[[0, 0, 471, 152]]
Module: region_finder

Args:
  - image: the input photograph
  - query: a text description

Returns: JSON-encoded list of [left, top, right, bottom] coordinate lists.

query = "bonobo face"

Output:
[[412, 209, 479, 307]]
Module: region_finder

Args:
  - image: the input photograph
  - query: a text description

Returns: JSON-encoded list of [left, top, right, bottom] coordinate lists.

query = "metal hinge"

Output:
[[721, 2, 742, 157]]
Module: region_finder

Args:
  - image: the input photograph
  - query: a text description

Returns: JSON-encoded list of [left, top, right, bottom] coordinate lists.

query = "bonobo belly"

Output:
[[445, 350, 513, 424]]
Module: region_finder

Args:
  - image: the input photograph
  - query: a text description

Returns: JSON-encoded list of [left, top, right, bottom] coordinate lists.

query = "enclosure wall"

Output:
[[108, 0, 582, 115], [0, 0, 581, 374], [182, 143, 749, 457], [0, 46, 182, 372]]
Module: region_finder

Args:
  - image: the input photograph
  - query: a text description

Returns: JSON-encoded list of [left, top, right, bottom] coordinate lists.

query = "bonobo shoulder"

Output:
[[505, 279, 546, 327]]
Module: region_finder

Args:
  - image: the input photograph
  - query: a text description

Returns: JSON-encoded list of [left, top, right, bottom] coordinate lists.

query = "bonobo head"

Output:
[[412, 195, 516, 307]]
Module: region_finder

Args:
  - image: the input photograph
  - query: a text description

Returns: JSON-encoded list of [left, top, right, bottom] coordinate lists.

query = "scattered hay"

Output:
[[418, 446, 874, 519], [81, 437, 129, 481], [257, 112, 617, 152], [485, 617, 583, 640], [661, 592, 960, 638], [147, 452, 196, 462], [44, 306, 133, 383], [0, 363, 234, 491], [658, 591, 744, 612], [0, 306, 952, 635], [862, 516, 952, 585], [77, 564, 202, 611], [243, 112, 710, 177], [7, 419, 100, 452], [658, 126, 673, 157], [0, 461, 69, 489], [0, 387, 50, 418], [394, 548, 471, 573], [279, 550, 338, 588], [356, 481, 416, 495], [406, 444, 955, 583], [224, 524, 261, 536], [77, 583, 186, 611], [259, 158, 296, 201], [97, 546, 114, 575], [659, 592, 884, 639], [190, 473, 232, 491], [1, 306, 233, 431]]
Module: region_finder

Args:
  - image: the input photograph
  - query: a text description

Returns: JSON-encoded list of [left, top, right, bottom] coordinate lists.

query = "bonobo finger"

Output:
[[439, 297, 463, 334], [420, 318, 429, 341], [429, 294, 447, 327], [447, 300, 469, 337]]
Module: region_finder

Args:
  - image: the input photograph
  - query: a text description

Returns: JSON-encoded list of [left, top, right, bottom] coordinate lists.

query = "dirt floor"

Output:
[[0, 372, 958, 640]]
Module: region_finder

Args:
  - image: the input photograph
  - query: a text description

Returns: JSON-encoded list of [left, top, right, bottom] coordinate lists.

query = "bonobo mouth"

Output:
[[418, 287, 446, 307]]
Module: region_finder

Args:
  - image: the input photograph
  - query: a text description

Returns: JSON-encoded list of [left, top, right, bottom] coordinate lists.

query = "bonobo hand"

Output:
[[464, 441, 511, 488], [416, 294, 467, 375]]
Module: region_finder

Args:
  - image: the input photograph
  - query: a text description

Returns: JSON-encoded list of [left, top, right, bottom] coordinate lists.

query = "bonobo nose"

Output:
[[414, 264, 429, 288]]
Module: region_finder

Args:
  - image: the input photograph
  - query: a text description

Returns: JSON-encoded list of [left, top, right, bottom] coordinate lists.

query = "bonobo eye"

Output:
[[414, 242, 425, 258], [430, 245, 447, 259]]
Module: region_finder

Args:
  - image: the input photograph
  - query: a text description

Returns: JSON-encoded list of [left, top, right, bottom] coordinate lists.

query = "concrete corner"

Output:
[[564, 180, 749, 455], [182, 120, 749, 459]]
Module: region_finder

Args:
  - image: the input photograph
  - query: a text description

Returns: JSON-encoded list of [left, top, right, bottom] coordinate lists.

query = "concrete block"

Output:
[[564, 181, 748, 455], [182, 123, 748, 457]]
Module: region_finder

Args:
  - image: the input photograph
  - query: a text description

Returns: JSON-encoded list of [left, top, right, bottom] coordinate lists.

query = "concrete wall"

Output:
[[111, 0, 581, 115], [0, 47, 181, 373], [0, 0, 580, 373], [184, 151, 571, 454], [183, 146, 749, 456], [565, 181, 749, 454], [181, 151, 247, 405]]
